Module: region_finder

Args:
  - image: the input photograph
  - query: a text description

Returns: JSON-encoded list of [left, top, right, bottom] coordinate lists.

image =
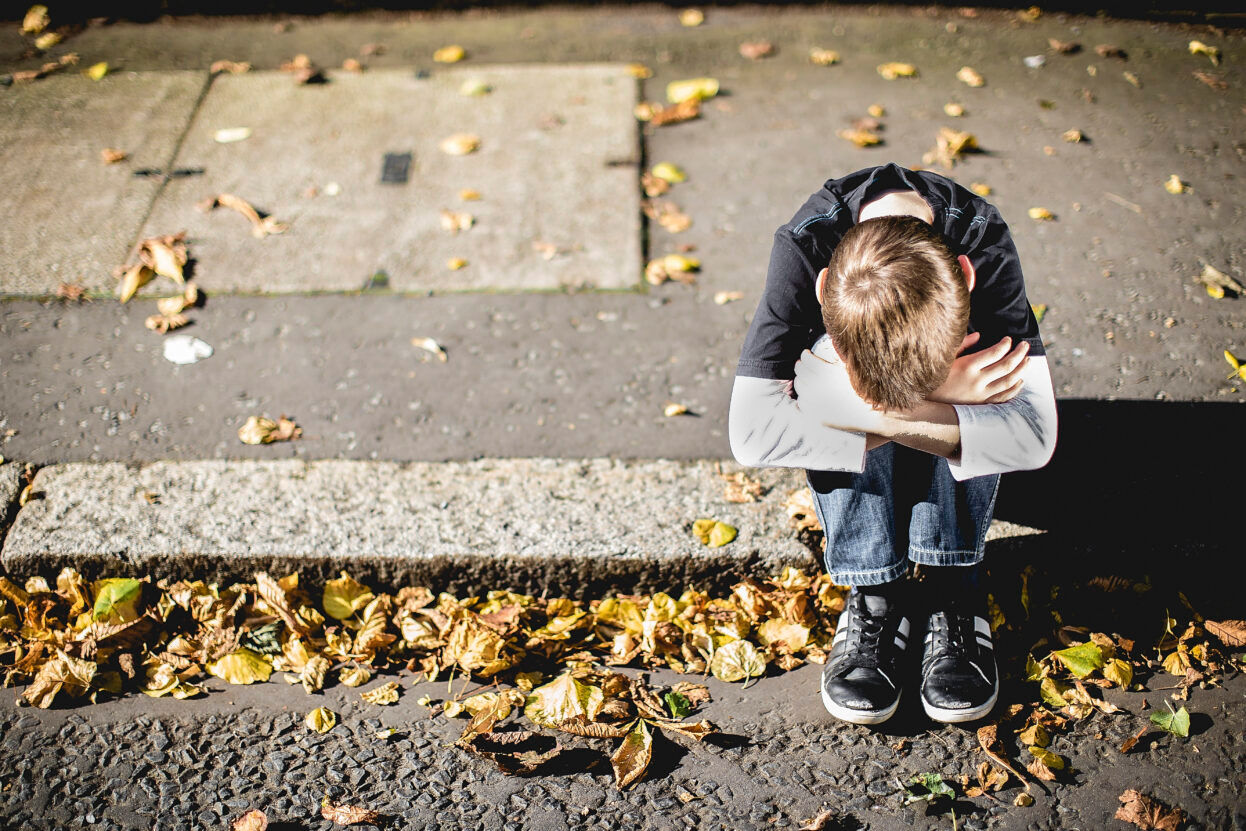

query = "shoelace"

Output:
[[835, 594, 888, 673], [929, 611, 975, 659]]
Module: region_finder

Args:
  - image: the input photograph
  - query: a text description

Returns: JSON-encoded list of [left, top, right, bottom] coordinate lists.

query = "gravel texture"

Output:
[[1, 664, 1242, 831]]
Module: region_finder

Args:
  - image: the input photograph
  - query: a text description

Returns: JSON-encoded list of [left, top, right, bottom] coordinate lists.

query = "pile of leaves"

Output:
[[0, 566, 843, 706]]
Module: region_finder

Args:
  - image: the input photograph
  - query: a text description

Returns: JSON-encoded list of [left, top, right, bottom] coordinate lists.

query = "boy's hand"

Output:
[[930, 332, 1030, 405], [793, 349, 885, 433]]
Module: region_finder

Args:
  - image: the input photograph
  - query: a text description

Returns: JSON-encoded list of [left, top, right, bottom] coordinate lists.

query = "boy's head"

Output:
[[816, 215, 973, 411]]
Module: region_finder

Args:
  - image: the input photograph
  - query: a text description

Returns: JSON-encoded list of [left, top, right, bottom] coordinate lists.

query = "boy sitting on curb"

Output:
[[729, 163, 1057, 725]]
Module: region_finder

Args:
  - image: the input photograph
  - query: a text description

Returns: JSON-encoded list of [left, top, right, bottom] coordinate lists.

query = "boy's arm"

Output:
[[728, 375, 868, 471], [793, 349, 1057, 477]]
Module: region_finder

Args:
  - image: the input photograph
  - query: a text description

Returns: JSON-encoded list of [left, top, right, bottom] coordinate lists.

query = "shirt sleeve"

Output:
[[962, 208, 1045, 357], [729, 375, 868, 472], [735, 232, 823, 380], [947, 356, 1058, 480]]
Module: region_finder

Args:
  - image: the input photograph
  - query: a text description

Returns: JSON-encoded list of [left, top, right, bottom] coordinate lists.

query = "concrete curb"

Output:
[[0, 458, 822, 595]]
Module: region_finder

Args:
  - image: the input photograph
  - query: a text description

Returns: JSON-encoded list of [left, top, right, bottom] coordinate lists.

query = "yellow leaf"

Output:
[[459, 189, 481, 201], [877, 62, 917, 80], [306, 706, 337, 733], [625, 63, 652, 79], [970, 182, 991, 196], [116, 264, 155, 303], [709, 639, 766, 685], [34, 32, 60, 50], [1062, 129, 1084, 143], [300, 654, 330, 694], [691, 518, 736, 547], [1164, 174, 1187, 194], [323, 571, 374, 620], [944, 102, 966, 117], [1031, 303, 1048, 323], [1014, 793, 1035, 807], [24, 650, 97, 708], [1188, 40, 1221, 66], [663, 402, 689, 417], [1017, 723, 1049, 747], [956, 66, 985, 87], [837, 128, 882, 148], [439, 134, 480, 156], [650, 162, 686, 184], [1028, 207, 1055, 221], [1103, 658, 1133, 688], [447, 257, 468, 270], [714, 291, 743, 305], [22, 5, 50, 35], [458, 78, 491, 96], [339, 664, 372, 687], [666, 78, 719, 104], [524, 671, 605, 727], [207, 648, 273, 685], [86, 62, 109, 81], [679, 8, 704, 26], [1163, 649, 1191, 677], [809, 49, 840, 66], [433, 45, 466, 63], [361, 681, 400, 705], [1207, 284, 1225, 300], [756, 618, 810, 653], [610, 719, 653, 789], [1028, 745, 1065, 770]]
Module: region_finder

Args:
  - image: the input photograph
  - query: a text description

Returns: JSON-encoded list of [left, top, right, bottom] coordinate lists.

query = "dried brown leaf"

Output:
[[1115, 789, 1184, 831], [320, 798, 380, 825], [231, 809, 268, 831], [1095, 44, 1128, 59], [739, 41, 774, 60], [1205, 619, 1246, 647], [610, 719, 653, 789]]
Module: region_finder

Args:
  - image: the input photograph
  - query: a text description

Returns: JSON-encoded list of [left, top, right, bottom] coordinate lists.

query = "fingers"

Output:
[[968, 336, 1013, 370], [957, 331, 981, 355], [985, 377, 1025, 403]]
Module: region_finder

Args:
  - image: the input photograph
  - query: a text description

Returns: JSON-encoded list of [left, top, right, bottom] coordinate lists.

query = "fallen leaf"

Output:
[[55, 282, 87, 301], [86, 62, 109, 81], [1062, 129, 1084, 143], [1014, 792, 1035, 807], [692, 518, 737, 547], [1164, 175, 1188, 194], [877, 62, 917, 80], [1115, 789, 1184, 831], [323, 572, 374, 620], [641, 173, 670, 197], [306, 706, 337, 733], [650, 162, 687, 184], [1192, 71, 1227, 90], [625, 63, 652, 79], [976, 724, 1028, 787], [340, 664, 372, 687], [664, 402, 689, 417], [1205, 619, 1246, 647], [957, 66, 985, 87], [237, 416, 302, 445], [637, 99, 701, 126], [1196, 263, 1243, 298], [923, 127, 978, 169], [412, 336, 448, 362], [440, 133, 481, 155], [709, 639, 765, 685], [739, 41, 774, 60], [904, 772, 955, 804], [100, 148, 128, 164], [231, 809, 268, 831], [361, 680, 400, 705], [461, 729, 565, 775], [207, 649, 273, 685], [341, 58, 363, 73], [1052, 642, 1105, 677], [433, 44, 465, 63], [644, 254, 700, 285], [440, 210, 475, 233], [611, 719, 653, 789], [1048, 39, 1081, 54], [809, 49, 840, 66], [198, 194, 288, 238], [970, 182, 992, 196], [1120, 725, 1149, 753], [144, 312, 189, 334], [34, 31, 60, 49], [210, 60, 251, 74], [837, 128, 882, 148], [1028, 207, 1055, 221], [666, 78, 719, 104], [22, 5, 50, 35], [320, 798, 381, 825], [1188, 40, 1220, 65], [714, 291, 743, 305], [214, 127, 252, 143], [116, 264, 155, 303], [1123, 71, 1141, 88], [459, 189, 481, 201], [679, 8, 704, 26], [1149, 703, 1190, 737], [944, 102, 966, 117], [1096, 44, 1128, 59], [459, 77, 491, 96], [447, 257, 468, 270]]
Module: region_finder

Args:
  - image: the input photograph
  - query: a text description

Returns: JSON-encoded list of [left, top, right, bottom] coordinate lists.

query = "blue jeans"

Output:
[[807, 443, 1000, 586]]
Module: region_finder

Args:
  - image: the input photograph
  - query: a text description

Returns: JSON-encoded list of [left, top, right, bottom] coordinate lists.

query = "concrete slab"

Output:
[[135, 65, 640, 294], [1, 459, 815, 594], [0, 71, 209, 295], [0, 462, 21, 540]]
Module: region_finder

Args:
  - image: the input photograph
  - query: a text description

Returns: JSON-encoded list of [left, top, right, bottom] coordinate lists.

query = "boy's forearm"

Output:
[[874, 401, 962, 460]]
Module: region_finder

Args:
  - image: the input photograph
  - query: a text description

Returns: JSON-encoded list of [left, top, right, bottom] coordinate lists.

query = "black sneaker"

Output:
[[919, 609, 998, 723], [820, 588, 911, 725]]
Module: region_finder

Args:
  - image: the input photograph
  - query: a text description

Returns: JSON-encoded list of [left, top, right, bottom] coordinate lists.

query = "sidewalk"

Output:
[[1, 5, 1244, 831]]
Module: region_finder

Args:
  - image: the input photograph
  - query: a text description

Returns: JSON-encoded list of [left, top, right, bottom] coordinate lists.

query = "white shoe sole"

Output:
[[920, 687, 998, 723], [820, 678, 901, 725]]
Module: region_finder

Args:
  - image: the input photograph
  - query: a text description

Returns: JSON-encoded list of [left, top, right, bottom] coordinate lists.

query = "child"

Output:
[[729, 163, 1057, 725]]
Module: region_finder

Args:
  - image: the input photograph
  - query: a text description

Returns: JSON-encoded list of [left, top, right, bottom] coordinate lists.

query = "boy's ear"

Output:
[[957, 254, 976, 292], [815, 267, 829, 305]]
